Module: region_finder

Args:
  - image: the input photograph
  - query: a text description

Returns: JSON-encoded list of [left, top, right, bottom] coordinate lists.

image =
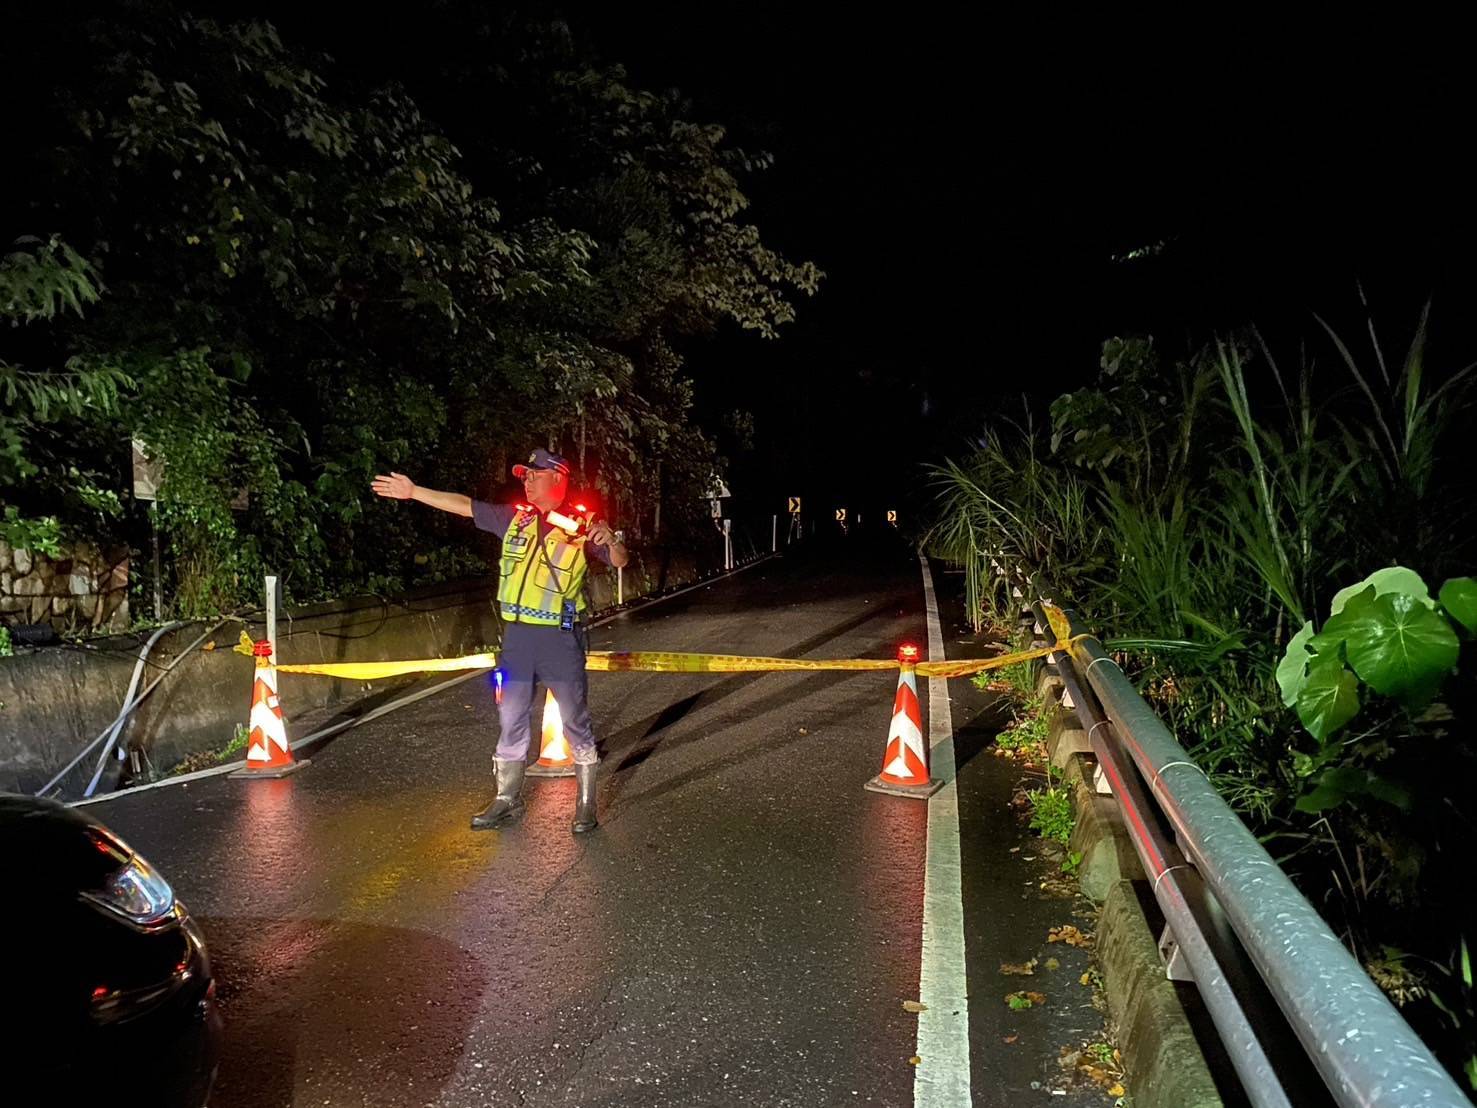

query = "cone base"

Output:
[[864, 774, 944, 799], [231, 757, 311, 780], [526, 762, 576, 778]]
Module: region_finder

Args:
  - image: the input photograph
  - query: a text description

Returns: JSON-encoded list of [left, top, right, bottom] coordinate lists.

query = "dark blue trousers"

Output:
[[495, 621, 598, 764]]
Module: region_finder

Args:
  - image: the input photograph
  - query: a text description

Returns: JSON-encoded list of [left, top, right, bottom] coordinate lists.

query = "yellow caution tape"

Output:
[[584, 643, 1061, 677], [269, 603, 1077, 682], [584, 652, 900, 674], [276, 653, 499, 680], [1044, 603, 1075, 650], [274, 642, 1062, 681], [915, 644, 1058, 678]]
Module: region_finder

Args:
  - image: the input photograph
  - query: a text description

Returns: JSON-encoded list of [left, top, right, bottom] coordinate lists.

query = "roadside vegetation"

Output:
[[936, 315, 1477, 1088], [2, 4, 818, 623]]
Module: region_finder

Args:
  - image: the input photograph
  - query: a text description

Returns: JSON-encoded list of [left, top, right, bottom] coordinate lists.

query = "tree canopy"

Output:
[[1, 4, 820, 615]]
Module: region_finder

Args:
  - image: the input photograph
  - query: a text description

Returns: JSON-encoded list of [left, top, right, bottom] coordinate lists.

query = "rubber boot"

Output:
[[572, 762, 599, 834], [471, 758, 526, 830]]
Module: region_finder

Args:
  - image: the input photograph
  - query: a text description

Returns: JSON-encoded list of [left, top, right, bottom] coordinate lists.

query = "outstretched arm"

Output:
[[371, 472, 473, 518]]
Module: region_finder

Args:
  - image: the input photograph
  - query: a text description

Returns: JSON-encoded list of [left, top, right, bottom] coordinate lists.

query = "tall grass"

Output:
[[1318, 298, 1477, 578], [925, 421, 1103, 629], [925, 311, 1477, 1087], [1215, 337, 1356, 629]]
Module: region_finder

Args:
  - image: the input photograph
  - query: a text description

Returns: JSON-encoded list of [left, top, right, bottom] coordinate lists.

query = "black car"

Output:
[[1, 794, 220, 1105]]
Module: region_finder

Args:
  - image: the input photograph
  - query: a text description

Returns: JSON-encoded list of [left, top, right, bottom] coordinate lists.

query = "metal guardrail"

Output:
[[1026, 582, 1473, 1108]]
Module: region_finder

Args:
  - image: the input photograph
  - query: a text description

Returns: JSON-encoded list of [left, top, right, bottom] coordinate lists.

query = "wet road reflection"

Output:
[[90, 539, 932, 1106]]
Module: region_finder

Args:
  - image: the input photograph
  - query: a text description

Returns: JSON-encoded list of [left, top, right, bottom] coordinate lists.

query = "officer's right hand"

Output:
[[371, 472, 416, 500]]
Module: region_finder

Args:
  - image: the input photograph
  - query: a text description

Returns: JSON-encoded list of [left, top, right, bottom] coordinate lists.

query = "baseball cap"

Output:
[[512, 447, 572, 479]]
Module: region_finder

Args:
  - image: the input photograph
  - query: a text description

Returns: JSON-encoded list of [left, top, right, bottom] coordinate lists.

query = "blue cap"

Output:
[[512, 447, 571, 479]]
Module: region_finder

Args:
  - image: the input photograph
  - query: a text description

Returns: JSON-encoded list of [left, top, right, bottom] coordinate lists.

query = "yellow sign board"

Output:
[[788, 496, 801, 514], [835, 508, 847, 522]]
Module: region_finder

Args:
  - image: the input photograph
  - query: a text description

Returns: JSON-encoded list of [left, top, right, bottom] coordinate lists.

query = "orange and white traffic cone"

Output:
[[865, 644, 943, 798], [231, 640, 309, 779], [526, 688, 576, 777]]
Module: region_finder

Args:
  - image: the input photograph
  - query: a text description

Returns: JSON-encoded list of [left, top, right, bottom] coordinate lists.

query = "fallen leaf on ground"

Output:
[[1044, 957, 1060, 970], [1005, 991, 1047, 1009], [1108, 1084, 1125, 1097], [1000, 959, 1037, 976], [902, 1000, 927, 1013], [908, 1055, 921, 1066], [1003, 1034, 1019, 1044], [799, 727, 809, 735], [1080, 972, 1093, 986], [1048, 925, 1094, 948], [201, 641, 216, 652]]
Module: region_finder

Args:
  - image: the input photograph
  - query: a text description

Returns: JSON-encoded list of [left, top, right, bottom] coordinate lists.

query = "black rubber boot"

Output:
[[471, 758, 526, 830], [572, 762, 599, 834]]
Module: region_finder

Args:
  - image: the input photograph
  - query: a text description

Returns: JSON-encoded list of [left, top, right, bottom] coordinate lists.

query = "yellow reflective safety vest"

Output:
[[496, 508, 589, 626]]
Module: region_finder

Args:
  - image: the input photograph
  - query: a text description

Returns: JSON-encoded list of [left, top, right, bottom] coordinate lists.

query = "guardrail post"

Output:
[[1158, 926, 1195, 982], [265, 574, 279, 666]]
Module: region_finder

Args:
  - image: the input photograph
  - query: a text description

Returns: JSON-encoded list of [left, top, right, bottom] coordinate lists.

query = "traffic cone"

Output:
[[231, 640, 309, 779], [526, 688, 576, 777], [865, 645, 943, 798]]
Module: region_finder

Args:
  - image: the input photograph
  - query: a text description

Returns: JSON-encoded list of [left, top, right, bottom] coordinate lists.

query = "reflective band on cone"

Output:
[[527, 688, 575, 777], [865, 651, 943, 799], [231, 641, 309, 779]]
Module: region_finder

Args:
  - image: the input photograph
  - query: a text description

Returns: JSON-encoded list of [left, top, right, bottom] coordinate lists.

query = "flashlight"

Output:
[[545, 508, 587, 536], [546, 502, 594, 537]]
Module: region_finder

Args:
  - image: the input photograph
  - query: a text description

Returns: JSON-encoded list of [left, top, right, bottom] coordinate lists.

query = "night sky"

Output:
[[64, 6, 1477, 518], [578, 14, 1477, 516]]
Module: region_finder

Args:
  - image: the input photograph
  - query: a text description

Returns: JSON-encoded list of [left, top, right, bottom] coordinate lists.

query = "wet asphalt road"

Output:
[[87, 535, 1116, 1108]]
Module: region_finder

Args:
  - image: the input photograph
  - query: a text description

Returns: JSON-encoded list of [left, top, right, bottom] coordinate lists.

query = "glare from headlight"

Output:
[[83, 855, 179, 928]]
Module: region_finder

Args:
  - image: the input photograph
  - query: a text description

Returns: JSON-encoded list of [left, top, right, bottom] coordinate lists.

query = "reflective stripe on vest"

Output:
[[496, 509, 589, 626]]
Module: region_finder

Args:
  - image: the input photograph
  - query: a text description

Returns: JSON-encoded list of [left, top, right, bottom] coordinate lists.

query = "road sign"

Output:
[[131, 438, 162, 501], [788, 496, 801, 514], [835, 508, 846, 522], [887, 510, 898, 524], [708, 473, 731, 520]]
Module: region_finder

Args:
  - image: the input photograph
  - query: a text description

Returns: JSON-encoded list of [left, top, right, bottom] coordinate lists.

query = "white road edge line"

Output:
[[74, 553, 780, 807], [914, 550, 972, 1107]]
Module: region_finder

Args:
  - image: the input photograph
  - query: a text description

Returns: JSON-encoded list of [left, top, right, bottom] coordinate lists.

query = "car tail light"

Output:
[[81, 854, 180, 930]]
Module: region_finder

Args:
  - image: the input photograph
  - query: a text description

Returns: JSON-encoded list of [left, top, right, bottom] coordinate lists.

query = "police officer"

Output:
[[371, 449, 628, 833]]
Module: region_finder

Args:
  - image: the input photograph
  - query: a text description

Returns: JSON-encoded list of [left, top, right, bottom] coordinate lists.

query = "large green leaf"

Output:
[[1295, 766, 1413, 814], [1295, 652, 1361, 742], [1439, 577, 1477, 636], [1332, 587, 1460, 709], [1329, 566, 1434, 616], [1290, 745, 1339, 780], [1276, 620, 1316, 707]]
